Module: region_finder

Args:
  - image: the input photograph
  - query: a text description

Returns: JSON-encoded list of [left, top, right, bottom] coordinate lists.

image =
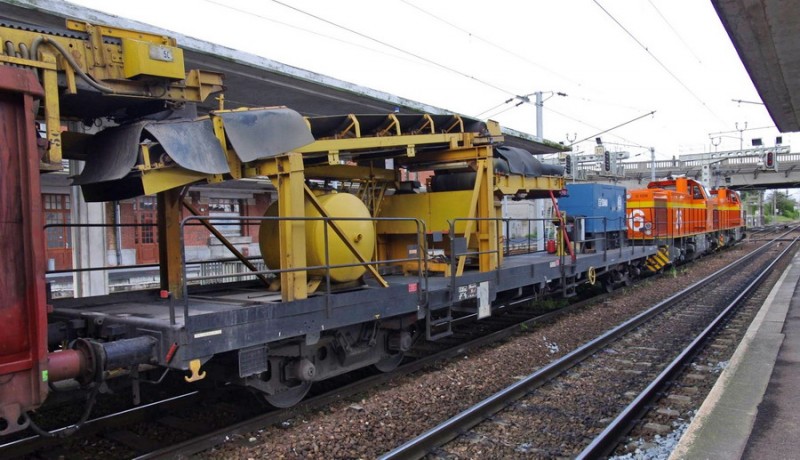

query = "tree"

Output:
[[765, 190, 799, 220]]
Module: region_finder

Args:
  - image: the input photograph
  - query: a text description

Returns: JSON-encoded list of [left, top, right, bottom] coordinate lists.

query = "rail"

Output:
[[578, 232, 798, 458], [379, 234, 782, 459]]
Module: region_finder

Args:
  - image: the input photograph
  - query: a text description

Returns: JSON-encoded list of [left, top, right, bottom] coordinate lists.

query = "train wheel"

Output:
[[263, 380, 312, 408], [374, 352, 405, 372], [622, 270, 633, 287]]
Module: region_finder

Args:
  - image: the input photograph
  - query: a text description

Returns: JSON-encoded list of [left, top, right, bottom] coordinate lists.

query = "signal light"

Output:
[[765, 151, 776, 170], [603, 150, 611, 172], [565, 154, 573, 175]]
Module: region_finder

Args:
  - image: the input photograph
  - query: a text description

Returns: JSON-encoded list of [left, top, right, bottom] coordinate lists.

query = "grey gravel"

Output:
[[203, 243, 760, 459]]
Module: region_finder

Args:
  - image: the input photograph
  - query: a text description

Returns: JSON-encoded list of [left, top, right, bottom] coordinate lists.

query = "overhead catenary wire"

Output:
[[480, 92, 552, 119], [398, 0, 654, 126], [647, 0, 703, 64], [568, 110, 657, 146], [484, 102, 526, 120], [182, 1, 745, 153], [204, 0, 659, 150], [211, 0, 627, 144], [475, 98, 515, 118], [708, 124, 775, 136], [269, 0, 519, 97], [541, 106, 650, 148], [477, 95, 652, 147], [731, 98, 765, 106], [593, 0, 726, 127], [201, 0, 419, 66], [398, 0, 584, 88], [204, 0, 597, 135]]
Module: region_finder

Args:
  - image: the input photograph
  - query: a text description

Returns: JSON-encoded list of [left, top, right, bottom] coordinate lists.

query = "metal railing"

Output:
[[446, 216, 564, 303], [177, 215, 429, 325], [499, 217, 554, 255], [571, 216, 650, 261], [42, 221, 271, 297], [445, 214, 657, 303]]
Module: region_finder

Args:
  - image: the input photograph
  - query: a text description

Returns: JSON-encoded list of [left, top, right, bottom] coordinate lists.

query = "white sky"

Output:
[[67, 0, 795, 160]]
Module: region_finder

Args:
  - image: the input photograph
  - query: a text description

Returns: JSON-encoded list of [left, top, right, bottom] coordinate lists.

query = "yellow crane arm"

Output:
[[0, 19, 224, 170]]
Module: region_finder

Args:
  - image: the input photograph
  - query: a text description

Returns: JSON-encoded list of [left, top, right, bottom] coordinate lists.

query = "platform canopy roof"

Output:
[[712, 0, 800, 132], [1, 0, 567, 154]]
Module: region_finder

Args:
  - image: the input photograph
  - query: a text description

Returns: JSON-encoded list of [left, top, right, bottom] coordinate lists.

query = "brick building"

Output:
[[41, 167, 274, 297]]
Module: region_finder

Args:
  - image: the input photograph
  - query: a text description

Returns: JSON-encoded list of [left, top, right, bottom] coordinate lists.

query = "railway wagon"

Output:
[[0, 17, 661, 436]]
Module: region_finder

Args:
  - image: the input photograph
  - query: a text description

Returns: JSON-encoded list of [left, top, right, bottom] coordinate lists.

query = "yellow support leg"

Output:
[[476, 152, 497, 272], [158, 188, 185, 298], [41, 54, 63, 171], [274, 154, 308, 301], [455, 164, 484, 277], [455, 146, 496, 276]]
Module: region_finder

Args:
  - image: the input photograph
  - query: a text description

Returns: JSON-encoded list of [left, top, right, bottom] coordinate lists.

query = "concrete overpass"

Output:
[[573, 146, 800, 191]]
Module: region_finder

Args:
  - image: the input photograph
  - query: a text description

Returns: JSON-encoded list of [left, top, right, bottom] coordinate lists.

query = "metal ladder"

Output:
[[426, 305, 453, 340]]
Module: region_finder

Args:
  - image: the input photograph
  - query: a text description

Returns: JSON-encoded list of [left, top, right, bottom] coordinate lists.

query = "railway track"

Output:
[[2, 232, 791, 459], [380, 231, 797, 459], [609, 256, 785, 458], [0, 281, 601, 459]]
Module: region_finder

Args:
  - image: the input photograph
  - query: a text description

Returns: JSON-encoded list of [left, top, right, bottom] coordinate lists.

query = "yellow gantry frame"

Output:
[[0, 20, 224, 171], [255, 115, 562, 294], [0, 19, 223, 298]]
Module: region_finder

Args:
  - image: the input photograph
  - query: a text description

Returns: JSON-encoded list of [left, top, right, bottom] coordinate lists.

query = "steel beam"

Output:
[[274, 154, 308, 301], [158, 188, 184, 298]]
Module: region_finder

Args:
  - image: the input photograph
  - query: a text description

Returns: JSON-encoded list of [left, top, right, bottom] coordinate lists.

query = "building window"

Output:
[[43, 194, 71, 249], [208, 198, 243, 237], [134, 196, 157, 245]]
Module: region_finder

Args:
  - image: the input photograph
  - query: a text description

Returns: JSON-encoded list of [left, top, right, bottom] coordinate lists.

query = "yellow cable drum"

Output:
[[259, 191, 376, 283]]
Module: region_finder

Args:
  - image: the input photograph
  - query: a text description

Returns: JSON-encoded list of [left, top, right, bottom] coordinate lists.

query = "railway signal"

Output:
[[764, 151, 778, 171]]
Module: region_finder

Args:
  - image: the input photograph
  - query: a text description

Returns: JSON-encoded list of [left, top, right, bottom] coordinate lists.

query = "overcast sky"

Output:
[[68, 0, 793, 160]]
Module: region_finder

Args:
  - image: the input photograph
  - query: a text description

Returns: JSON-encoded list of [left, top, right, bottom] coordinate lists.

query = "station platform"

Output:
[[670, 251, 800, 459]]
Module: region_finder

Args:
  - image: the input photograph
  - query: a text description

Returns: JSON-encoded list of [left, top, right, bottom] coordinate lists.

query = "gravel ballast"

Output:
[[204, 244, 759, 459]]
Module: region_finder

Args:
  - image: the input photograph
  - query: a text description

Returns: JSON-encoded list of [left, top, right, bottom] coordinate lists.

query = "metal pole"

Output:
[[535, 91, 543, 140], [736, 121, 747, 153], [650, 147, 655, 181], [773, 191, 777, 218]]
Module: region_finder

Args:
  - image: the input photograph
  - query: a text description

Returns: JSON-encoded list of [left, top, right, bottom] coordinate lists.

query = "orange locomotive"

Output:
[[626, 177, 745, 268], [709, 187, 745, 244]]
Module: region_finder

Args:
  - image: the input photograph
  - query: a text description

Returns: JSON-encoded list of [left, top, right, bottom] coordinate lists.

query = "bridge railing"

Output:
[[581, 150, 799, 175]]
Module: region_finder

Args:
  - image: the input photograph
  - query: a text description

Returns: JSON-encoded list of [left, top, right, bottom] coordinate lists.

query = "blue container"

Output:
[[558, 183, 627, 233]]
